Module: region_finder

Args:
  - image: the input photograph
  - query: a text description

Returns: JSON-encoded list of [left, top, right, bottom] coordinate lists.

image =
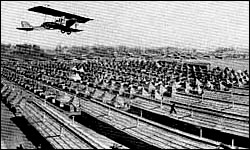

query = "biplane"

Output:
[[16, 6, 93, 35]]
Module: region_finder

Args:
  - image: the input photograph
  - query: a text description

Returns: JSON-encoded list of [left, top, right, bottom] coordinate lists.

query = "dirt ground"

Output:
[[1, 102, 36, 149]]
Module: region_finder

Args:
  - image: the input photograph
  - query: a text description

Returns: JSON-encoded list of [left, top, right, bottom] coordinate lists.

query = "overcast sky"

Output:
[[1, 1, 249, 50]]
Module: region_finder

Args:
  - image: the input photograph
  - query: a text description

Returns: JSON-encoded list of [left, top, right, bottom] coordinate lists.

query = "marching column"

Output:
[[108, 106, 111, 116], [136, 118, 140, 127], [72, 116, 75, 126], [231, 139, 234, 149], [199, 128, 202, 138], [60, 125, 64, 136], [43, 112, 46, 122]]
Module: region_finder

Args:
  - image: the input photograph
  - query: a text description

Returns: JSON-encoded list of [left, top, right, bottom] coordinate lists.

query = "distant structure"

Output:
[[13, 44, 44, 57]]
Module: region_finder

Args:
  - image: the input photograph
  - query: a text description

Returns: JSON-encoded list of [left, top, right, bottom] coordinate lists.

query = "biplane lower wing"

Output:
[[16, 27, 34, 31], [70, 28, 83, 32], [16, 27, 45, 31]]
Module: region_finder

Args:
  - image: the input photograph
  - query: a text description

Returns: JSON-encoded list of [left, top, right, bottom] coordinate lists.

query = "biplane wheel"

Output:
[[67, 32, 71, 35], [61, 30, 65, 33]]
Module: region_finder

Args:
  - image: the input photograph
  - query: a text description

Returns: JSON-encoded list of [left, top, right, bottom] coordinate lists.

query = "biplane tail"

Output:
[[17, 21, 43, 31], [21, 21, 33, 28]]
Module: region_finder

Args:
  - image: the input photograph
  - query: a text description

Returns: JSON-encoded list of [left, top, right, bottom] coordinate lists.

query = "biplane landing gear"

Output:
[[67, 31, 71, 35], [61, 30, 65, 34]]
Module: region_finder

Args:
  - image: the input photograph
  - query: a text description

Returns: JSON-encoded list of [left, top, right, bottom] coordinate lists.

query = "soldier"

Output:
[[17, 144, 23, 149], [111, 143, 122, 149], [170, 103, 177, 114]]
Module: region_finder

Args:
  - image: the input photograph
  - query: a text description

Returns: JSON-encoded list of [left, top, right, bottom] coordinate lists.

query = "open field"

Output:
[[197, 58, 249, 71]]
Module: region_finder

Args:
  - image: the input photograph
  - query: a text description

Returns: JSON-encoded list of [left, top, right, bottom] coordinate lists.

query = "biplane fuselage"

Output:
[[41, 22, 58, 30], [41, 22, 66, 30], [41, 22, 81, 34]]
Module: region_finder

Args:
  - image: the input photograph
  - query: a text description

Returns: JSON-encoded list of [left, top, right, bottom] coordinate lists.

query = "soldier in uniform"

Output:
[[170, 103, 177, 114]]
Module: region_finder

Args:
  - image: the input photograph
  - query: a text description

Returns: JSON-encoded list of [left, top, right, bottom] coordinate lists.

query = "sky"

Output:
[[1, 1, 249, 50]]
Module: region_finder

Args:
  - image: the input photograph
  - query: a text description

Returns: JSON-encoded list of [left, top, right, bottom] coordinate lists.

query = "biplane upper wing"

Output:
[[28, 6, 93, 23]]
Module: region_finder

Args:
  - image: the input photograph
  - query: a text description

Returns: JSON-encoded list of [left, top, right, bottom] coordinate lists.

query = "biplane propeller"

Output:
[[16, 6, 93, 35]]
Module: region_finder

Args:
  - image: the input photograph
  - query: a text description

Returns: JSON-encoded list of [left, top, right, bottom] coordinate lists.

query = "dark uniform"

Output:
[[170, 103, 177, 114]]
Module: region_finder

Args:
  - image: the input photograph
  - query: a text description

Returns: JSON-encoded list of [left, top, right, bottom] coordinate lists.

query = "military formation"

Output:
[[1, 57, 249, 110]]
